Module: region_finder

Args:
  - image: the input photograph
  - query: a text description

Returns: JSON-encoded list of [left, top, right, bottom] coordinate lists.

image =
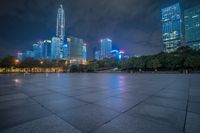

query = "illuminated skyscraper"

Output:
[[100, 38, 112, 59], [24, 51, 34, 59], [94, 50, 100, 60], [184, 5, 200, 50], [51, 37, 62, 59], [82, 43, 87, 62], [56, 4, 65, 42], [42, 40, 52, 59], [161, 3, 183, 53], [63, 44, 68, 59], [67, 36, 84, 64], [111, 50, 125, 60], [33, 43, 42, 60], [17, 52, 23, 61]]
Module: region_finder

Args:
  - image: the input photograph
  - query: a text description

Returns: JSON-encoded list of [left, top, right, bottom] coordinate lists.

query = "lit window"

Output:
[[192, 15, 199, 18]]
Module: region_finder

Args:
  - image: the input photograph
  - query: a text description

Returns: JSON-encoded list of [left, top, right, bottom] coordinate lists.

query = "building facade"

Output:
[[24, 50, 34, 59], [161, 3, 183, 53], [62, 44, 68, 59], [17, 52, 23, 61], [94, 50, 100, 60], [56, 4, 65, 43], [67, 37, 84, 64], [111, 50, 125, 60], [100, 38, 112, 59], [42, 40, 52, 60], [82, 43, 87, 62], [33, 43, 42, 60], [51, 37, 62, 59], [184, 5, 200, 50]]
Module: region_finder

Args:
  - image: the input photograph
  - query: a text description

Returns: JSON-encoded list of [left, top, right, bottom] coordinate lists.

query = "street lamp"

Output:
[[14, 59, 20, 72], [15, 59, 20, 66], [40, 61, 44, 65], [65, 61, 68, 66], [40, 61, 44, 73]]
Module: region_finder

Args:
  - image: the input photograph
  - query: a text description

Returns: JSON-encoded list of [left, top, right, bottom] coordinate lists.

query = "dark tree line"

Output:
[[1, 46, 200, 73], [81, 46, 200, 72], [118, 47, 200, 72]]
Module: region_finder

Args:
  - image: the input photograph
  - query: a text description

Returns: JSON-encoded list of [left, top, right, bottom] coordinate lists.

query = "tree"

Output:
[[70, 65, 79, 72], [132, 57, 145, 71], [147, 58, 161, 70], [0, 56, 16, 67], [120, 58, 130, 70], [79, 64, 86, 72], [161, 54, 181, 70], [152, 58, 161, 70], [86, 62, 99, 72], [184, 56, 200, 70], [20, 58, 40, 68]]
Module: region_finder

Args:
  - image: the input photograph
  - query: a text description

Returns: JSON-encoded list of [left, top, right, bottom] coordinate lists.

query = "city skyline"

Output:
[[17, 4, 129, 62], [0, 0, 200, 58]]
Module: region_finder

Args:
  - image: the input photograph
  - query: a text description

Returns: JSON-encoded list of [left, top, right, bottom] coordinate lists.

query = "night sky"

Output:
[[0, 0, 200, 58]]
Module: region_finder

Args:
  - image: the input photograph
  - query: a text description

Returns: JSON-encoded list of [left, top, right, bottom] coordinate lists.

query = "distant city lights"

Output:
[[16, 5, 129, 63]]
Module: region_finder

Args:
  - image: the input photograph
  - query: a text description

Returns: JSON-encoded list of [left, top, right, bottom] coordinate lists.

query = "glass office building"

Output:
[[67, 36, 84, 64], [24, 51, 34, 59], [56, 4, 65, 43], [33, 43, 42, 60], [51, 37, 62, 59], [62, 44, 68, 59], [82, 43, 87, 62], [100, 38, 112, 59], [17, 52, 23, 61], [94, 50, 101, 60], [42, 40, 52, 60], [161, 3, 183, 52], [184, 5, 200, 50]]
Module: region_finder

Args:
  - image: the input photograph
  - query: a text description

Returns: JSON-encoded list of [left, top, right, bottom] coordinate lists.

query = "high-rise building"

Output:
[[111, 50, 125, 60], [42, 40, 52, 60], [24, 50, 34, 59], [51, 37, 62, 59], [67, 36, 84, 64], [33, 43, 42, 60], [94, 50, 100, 60], [82, 43, 87, 62], [161, 3, 183, 53], [56, 4, 65, 43], [62, 44, 68, 59], [100, 38, 112, 59], [17, 52, 23, 61], [184, 5, 200, 50]]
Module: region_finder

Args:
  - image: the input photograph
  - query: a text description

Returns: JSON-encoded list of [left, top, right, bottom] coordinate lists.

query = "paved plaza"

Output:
[[0, 73, 200, 133]]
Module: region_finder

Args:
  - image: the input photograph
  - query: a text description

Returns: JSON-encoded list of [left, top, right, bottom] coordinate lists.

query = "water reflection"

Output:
[[110, 75, 126, 87], [46, 73, 49, 77], [10, 73, 132, 92], [57, 73, 60, 77], [13, 78, 21, 86]]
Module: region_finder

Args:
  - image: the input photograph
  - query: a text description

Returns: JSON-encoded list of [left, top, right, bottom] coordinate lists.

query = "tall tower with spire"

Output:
[[56, 4, 65, 43]]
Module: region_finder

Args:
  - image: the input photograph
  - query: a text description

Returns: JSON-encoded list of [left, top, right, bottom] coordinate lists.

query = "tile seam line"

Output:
[[26, 96, 84, 133], [90, 80, 175, 133], [183, 76, 191, 133]]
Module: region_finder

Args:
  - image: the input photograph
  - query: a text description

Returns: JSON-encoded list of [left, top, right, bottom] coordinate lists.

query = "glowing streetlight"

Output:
[[15, 59, 20, 65], [40, 61, 44, 65], [65, 61, 68, 65]]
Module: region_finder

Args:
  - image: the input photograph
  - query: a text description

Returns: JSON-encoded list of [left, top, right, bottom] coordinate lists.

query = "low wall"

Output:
[[0, 67, 64, 73]]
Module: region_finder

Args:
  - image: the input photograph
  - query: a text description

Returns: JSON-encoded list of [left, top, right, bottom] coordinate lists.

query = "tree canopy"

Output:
[[0, 46, 200, 73]]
